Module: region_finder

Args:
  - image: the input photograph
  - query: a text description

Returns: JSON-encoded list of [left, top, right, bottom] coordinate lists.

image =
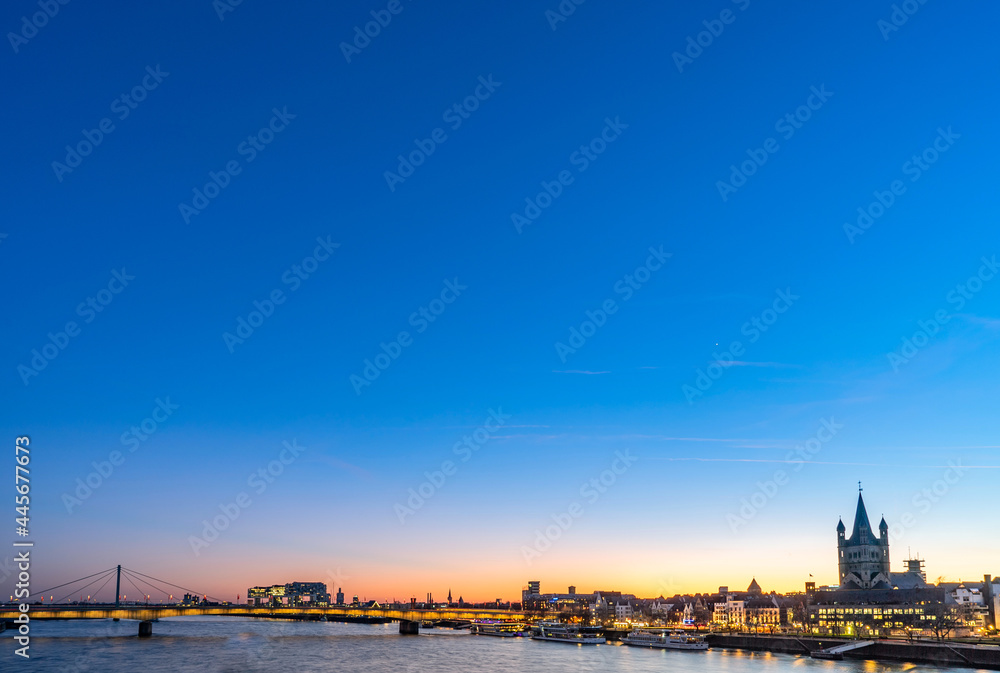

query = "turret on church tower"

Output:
[[836, 485, 891, 590]]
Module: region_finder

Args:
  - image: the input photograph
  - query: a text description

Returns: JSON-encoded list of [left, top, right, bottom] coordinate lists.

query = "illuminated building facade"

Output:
[[809, 588, 944, 634], [247, 581, 330, 607]]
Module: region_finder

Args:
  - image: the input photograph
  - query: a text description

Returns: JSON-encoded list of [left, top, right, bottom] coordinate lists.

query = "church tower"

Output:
[[836, 486, 891, 590]]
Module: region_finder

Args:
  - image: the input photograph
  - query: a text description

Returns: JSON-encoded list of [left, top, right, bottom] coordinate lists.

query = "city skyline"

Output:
[[3, 1, 999, 608], [12, 484, 994, 604]]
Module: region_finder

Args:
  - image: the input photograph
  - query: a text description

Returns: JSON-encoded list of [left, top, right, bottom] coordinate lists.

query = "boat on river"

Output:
[[531, 622, 605, 644], [620, 630, 708, 650], [470, 622, 530, 637]]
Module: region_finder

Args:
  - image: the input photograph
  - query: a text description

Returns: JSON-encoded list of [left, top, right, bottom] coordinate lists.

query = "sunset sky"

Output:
[[2, 1, 998, 603]]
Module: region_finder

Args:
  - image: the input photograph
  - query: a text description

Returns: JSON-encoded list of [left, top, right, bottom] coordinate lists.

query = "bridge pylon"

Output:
[[115, 565, 121, 608]]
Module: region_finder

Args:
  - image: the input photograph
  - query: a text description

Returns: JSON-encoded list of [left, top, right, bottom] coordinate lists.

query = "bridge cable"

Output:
[[87, 569, 119, 604], [119, 569, 161, 599], [121, 569, 172, 601], [118, 571, 148, 603], [51, 568, 119, 604], [121, 569, 175, 602], [122, 567, 226, 604], [34, 567, 117, 599], [51, 568, 116, 604]]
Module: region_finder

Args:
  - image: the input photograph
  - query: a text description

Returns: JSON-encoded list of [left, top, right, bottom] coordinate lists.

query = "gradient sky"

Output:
[[2, 1, 998, 604]]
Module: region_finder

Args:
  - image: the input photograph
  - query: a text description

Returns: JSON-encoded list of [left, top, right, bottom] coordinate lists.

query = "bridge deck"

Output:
[[0, 605, 524, 622]]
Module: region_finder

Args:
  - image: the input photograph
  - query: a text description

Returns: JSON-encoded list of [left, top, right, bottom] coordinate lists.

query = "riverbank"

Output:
[[706, 634, 1000, 670]]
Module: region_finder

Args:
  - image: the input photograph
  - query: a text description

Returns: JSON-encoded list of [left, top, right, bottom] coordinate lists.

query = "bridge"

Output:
[[1, 565, 524, 636], [0, 604, 523, 622]]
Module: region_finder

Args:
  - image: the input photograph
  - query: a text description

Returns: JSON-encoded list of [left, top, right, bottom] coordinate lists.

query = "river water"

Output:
[[7, 617, 983, 673]]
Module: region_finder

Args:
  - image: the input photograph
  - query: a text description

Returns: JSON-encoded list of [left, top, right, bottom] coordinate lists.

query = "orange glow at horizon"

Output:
[[121, 540, 994, 605]]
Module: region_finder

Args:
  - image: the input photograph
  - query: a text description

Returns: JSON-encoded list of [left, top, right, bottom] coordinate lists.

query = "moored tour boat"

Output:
[[620, 630, 708, 650], [531, 622, 605, 644], [471, 622, 529, 637]]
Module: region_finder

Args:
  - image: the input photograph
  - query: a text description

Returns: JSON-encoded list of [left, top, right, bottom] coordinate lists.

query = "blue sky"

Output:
[[2, 0, 998, 601]]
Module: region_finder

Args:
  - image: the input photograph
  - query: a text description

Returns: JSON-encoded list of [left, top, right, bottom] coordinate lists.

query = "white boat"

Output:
[[471, 623, 528, 637], [620, 630, 708, 650], [531, 623, 605, 644]]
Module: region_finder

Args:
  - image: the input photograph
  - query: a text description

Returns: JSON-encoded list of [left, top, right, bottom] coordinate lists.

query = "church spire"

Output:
[[849, 491, 874, 544]]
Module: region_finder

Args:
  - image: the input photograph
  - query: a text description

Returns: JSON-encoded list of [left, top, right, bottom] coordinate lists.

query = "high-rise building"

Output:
[[522, 580, 542, 611], [246, 582, 330, 607], [836, 487, 891, 590], [286, 582, 331, 605], [336, 588, 345, 605]]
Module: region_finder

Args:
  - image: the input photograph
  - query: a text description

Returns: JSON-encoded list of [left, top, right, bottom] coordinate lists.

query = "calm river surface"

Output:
[[7, 618, 985, 673]]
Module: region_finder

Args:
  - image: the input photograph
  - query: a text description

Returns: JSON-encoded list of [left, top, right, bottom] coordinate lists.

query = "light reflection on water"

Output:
[[7, 618, 981, 673]]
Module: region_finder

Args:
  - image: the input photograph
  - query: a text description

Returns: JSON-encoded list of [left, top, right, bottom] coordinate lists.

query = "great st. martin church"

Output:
[[837, 487, 892, 590]]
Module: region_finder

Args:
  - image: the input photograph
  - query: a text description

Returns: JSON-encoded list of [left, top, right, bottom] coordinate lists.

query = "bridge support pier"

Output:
[[138, 620, 153, 637], [398, 619, 419, 635]]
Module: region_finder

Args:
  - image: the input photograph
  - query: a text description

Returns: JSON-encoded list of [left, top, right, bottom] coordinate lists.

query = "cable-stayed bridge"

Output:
[[0, 565, 524, 636]]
